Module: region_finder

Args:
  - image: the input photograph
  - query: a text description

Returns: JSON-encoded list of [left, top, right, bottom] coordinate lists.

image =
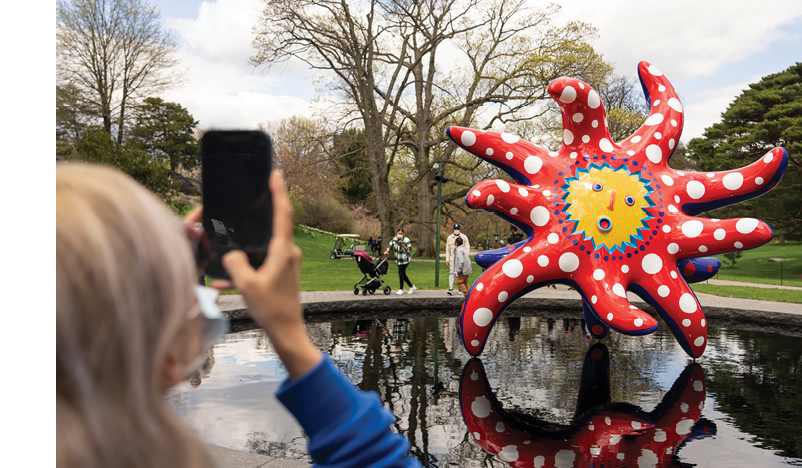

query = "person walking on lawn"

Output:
[[384, 228, 417, 295], [445, 223, 470, 295], [453, 237, 472, 297]]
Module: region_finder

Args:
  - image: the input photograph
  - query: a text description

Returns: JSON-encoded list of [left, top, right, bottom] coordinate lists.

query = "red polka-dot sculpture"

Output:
[[447, 61, 789, 358]]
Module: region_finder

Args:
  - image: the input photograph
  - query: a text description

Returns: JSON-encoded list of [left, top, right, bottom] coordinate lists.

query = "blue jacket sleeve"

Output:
[[276, 355, 421, 468]]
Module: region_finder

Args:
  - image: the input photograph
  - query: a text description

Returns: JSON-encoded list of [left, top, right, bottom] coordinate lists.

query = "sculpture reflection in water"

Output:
[[460, 344, 715, 467]]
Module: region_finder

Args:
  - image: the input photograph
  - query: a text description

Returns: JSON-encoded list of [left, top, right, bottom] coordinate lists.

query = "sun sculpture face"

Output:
[[447, 61, 789, 358]]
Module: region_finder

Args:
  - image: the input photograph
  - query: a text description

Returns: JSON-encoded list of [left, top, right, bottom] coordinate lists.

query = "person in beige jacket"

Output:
[[445, 223, 470, 295]]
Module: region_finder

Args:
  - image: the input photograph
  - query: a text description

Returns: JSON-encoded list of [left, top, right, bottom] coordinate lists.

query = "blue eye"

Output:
[[625, 196, 635, 206], [592, 183, 603, 192]]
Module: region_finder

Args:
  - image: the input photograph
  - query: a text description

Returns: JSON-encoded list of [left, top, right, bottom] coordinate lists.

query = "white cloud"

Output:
[[557, 0, 802, 79], [161, 0, 316, 129], [681, 78, 758, 141]]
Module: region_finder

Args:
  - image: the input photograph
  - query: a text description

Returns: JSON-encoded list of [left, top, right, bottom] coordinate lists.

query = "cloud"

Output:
[[680, 78, 757, 141], [556, 0, 802, 79], [161, 0, 316, 129]]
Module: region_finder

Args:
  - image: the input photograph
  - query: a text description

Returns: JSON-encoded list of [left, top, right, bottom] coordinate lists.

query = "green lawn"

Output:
[[705, 242, 802, 287], [691, 284, 802, 304]]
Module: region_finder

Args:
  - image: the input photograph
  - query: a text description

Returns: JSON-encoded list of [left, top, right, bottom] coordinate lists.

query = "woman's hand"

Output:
[[221, 170, 322, 380]]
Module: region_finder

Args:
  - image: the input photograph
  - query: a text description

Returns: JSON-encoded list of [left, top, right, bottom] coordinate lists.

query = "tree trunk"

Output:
[[416, 162, 435, 257]]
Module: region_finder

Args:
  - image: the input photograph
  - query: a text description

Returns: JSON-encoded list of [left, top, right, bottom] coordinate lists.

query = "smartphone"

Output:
[[201, 130, 273, 279]]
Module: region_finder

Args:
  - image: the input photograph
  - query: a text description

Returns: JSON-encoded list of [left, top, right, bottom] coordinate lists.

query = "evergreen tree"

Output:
[[129, 97, 200, 171], [333, 129, 372, 205], [688, 63, 802, 240]]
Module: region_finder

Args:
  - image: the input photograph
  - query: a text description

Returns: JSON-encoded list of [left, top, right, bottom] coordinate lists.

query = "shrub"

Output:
[[298, 196, 354, 234], [724, 251, 743, 268]]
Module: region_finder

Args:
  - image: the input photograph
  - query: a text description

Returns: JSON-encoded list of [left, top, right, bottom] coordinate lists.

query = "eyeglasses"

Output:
[[181, 286, 230, 378]]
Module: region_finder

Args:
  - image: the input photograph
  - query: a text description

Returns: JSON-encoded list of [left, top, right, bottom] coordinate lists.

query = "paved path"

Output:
[[705, 278, 802, 291], [210, 445, 309, 468]]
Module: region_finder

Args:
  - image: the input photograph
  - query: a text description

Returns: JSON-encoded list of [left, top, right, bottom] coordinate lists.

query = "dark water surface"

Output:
[[169, 314, 802, 467]]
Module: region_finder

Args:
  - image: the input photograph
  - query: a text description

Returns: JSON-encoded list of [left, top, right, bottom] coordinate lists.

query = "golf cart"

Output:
[[330, 234, 365, 259]]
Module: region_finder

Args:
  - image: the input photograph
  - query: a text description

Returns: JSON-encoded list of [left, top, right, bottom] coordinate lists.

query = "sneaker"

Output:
[[396, 289, 404, 295], [408, 285, 417, 294], [447, 289, 453, 296]]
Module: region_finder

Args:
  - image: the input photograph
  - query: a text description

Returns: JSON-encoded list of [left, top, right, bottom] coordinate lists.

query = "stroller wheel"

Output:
[[362, 288, 368, 296], [353, 288, 359, 295], [383, 286, 391, 295], [331, 253, 337, 260], [368, 288, 376, 295]]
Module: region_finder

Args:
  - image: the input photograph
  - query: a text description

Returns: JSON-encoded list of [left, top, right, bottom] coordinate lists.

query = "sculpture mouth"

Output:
[[597, 216, 612, 232]]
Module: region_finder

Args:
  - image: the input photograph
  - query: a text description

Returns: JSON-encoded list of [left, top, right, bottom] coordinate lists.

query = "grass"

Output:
[[691, 284, 802, 304], [707, 242, 802, 287]]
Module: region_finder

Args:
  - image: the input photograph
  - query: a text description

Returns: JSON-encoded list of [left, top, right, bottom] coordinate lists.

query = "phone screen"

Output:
[[201, 131, 273, 279]]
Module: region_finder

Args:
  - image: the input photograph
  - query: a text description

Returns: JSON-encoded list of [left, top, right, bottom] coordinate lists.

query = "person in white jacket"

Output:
[[453, 237, 473, 296], [445, 223, 470, 295]]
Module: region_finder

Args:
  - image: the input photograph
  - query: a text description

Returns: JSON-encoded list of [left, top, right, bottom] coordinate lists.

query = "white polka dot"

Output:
[[668, 97, 683, 112], [527, 275, 534, 283], [714, 229, 726, 240], [736, 218, 759, 234], [560, 85, 577, 103], [686, 181, 705, 199], [530, 206, 549, 226], [701, 319, 706, 327], [495, 180, 510, 192], [572, 112, 584, 123], [678, 172, 686, 177], [534, 455, 545, 468], [621, 265, 629, 273], [587, 90, 601, 108], [543, 190, 551, 197], [548, 151, 559, 157], [524, 156, 542, 174], [699, 245, 708, 252], [694, 380, 703, 392], [681, 403, 689, 413], [518, 187, 528, 196], [501, 133, 519, 144], [487, 194, 494, 206], [694, 336, 705, 347], [613, 283, 626, 298], [559, 253, 580, 272], [676, 419, 693, 435], [645, 144, 662, 163], [707, 173, 714, 178], [671, 271, 678, 279], [654, 100, 661, 106], [755, 177, 764, 185], [723, 172, 744, 190], [461, 131, 476, 146], [661, 175, 674, 186], [668, 205, 678, 213], [473, 431, 480, 439], [510, 208, 518, 215], [593, 269, 605, 280], [592, 119, 599, 128], [679, 294, 697, 313], [555, 450, 576, 468], [634, 318, 644, 327], [523, 246, 531, 252], [734, 241, 744, 249], [591, 295, 597, 304], [547, 233, 559, 244], [570, 152, 578, 159], [506, 151, 513, 160], [681, 220, 704, 238], [599, 138, 614, 153], [669, 138, 676, 149], [658, 84, 667, 91], [663, 225, 671, 233], [630, 135, 642, 144], [471, 396, 491, 417], [476, 283, 484, 291], [668, 243, 679, 254], [485, 148, 493, 156], [674, 195, 681, 203], [472, 190, 481, 197], [582, 135, 590, 143], [496, 422, 506, 432], [473, 308, 493, 326], [537, 255, 549, 267], [682, 319, 691, 327], [642, 253, 663, 274], [658, 285, 670, 297], [471, 372, 478, 381], [644, 113, 664, 126], [502, 259, 523, 278], [618, 453, 625, 460], [764, 152, 774, 163], [655, 132, 662, 140], [498, 291, 508, 302], [498, 445, 518, 462], [629, 305, 638, 309]]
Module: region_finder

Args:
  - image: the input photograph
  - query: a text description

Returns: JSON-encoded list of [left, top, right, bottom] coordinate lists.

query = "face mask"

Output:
[[397, 234, 403, 239], [454, 230, 460, 236], [181, 286, 229, 379]]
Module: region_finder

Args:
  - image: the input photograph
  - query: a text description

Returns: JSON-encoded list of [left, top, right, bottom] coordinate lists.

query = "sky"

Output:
[[153, 0, 802, 143]]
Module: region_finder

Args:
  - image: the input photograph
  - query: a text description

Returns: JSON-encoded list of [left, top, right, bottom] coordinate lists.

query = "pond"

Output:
[[169, 312, 802, 467]]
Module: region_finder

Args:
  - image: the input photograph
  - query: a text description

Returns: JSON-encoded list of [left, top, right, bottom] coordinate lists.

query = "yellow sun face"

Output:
[[564, 165, 652, 252]]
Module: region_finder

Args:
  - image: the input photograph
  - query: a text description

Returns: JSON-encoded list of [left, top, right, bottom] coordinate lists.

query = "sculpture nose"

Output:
[[608, 190, 616, 210]]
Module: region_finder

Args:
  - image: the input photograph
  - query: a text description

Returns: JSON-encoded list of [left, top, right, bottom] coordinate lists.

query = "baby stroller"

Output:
[[353, 251, 391, 295]]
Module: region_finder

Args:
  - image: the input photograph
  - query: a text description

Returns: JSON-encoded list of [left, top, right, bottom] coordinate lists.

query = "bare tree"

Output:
[[57, 0, 181, 144]]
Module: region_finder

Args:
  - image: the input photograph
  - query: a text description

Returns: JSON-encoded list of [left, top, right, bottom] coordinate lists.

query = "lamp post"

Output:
[[485, 220, 492, 251], [434, 163, 446, 288], [494, 231, 499, 246]]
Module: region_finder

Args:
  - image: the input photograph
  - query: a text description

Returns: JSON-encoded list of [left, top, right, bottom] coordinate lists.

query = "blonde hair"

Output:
[[57, 163, 214, 468]]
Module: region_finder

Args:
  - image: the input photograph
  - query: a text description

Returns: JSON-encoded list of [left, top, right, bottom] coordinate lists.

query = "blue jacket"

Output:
[[277, 355, 422, 467]]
